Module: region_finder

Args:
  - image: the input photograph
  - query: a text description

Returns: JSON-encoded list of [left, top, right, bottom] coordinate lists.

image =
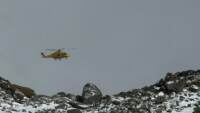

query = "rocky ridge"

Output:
[[1, 70, 200, 113]]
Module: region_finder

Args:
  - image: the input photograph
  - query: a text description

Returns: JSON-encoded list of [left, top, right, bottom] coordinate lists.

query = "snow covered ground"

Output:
[[1, 70, 200, 113]]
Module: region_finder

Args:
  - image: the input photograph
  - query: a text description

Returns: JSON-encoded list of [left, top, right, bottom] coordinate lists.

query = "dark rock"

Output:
[[55, 103, 68, 109], [101, 95, 112, 104], [68, 102, 89, 109], [179, 96, 185, 101], [0, 76, 11, 89], [165, 73, 176, 81], [154, 96, 166, 104], [52, 96, 69, 105], [13, 89, 25, 103], [52, 92, 67, 97], [0, 77, 12, 95], [189, 85, 199, 92], [82, 82, 102, 104], [30, 95, 52, 104], [193, 81, 200, 87], [117, 91, 128, 98], [67, 109, 82, 113], [193, 105, 200, 113], [76, 95, 84, 103], [112, 100, 121, 105], [164, 79, 185, 93], [65, 93, 77, 101], [167, 109, 172, 112], [110, 111, 124, 113]]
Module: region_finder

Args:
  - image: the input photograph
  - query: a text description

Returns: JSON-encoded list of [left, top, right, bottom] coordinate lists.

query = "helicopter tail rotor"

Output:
[[41, 53, 46, 57]]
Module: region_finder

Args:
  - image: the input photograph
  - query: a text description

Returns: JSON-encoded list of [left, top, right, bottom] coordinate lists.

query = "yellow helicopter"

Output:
[[41, 48, 70, 60]]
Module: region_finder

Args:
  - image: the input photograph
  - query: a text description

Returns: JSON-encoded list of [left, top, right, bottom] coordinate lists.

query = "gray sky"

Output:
[[0, 0, 200, 95]]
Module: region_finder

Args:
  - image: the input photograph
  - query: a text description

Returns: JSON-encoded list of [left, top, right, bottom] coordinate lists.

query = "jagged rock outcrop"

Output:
[[0, 77, 36, 101], [10, 84, 36, 98], [82, 82, 103, 105], [155, 70, 200, 94], [0, 76, 12, 94]]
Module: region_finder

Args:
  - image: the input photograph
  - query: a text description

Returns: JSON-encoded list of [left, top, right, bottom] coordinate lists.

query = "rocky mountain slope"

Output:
[[1, 70, 200, 113]]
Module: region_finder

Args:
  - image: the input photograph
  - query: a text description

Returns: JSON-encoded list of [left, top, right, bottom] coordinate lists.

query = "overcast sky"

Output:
[[0, 0, 200, 95]]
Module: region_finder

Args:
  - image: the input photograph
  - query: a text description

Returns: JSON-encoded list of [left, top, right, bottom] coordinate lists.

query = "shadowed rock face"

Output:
[[82, 82, 103, 104], [10, 84, 36, 98], [0, 77, 11, 90]]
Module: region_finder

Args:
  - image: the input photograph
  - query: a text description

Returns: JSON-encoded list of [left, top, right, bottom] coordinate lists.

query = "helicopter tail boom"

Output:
[[41, 53, 47, 58]]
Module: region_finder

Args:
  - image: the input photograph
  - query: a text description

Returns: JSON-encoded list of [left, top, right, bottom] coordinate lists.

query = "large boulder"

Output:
[[164, 79, 186, 93], [10, 84, 36, 98], [30, 95, 52, 104], [0, 76, 11, 90], [82, 82, 102, 104]]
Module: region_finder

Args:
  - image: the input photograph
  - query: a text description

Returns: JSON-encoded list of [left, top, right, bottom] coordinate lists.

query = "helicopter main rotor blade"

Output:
[[45, 48, 76, 51], [45, 49, 57, 51]]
